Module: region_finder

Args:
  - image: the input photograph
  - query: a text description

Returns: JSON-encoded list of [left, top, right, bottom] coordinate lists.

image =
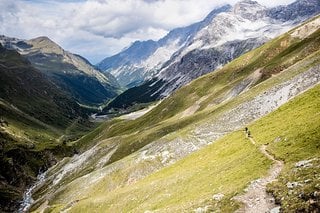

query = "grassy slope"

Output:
[[69, 78, 320, 213], [0, 45, 96, 151], [74, 20, 320, 167], [0, 45, 98, 211], [36, 16, 320, 212]]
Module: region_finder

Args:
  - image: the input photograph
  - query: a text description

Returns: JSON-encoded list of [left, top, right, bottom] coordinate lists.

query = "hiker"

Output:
[[247, 130, 251, 138], [244, 127, 251, 138]]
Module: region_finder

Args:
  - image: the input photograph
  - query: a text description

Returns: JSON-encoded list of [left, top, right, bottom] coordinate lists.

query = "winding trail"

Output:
[[235, 136, 284, 213]]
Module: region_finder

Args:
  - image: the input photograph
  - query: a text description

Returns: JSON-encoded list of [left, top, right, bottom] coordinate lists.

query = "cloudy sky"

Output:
[[0, 0, 295, 64]]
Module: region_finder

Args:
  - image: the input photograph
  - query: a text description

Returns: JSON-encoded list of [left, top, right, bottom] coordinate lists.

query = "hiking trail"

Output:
[[234, 135, 284, 213]]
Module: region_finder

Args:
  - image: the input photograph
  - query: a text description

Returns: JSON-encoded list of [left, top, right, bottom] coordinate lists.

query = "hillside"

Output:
[[26, 14, 320, 212], [0, 36, 121, 106], [99, 0, 320, 111], [0, 45, 96, 212]]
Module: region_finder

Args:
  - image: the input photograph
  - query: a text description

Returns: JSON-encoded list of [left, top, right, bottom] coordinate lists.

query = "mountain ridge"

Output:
[[97, 4, 232, 87], [0, 44, 95, 212], [0, 35, 121, 106], [99, 0, 320, 111]]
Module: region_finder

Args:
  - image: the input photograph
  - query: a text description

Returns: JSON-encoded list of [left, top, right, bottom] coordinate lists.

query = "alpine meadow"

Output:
[[0, 0, 320, 212]]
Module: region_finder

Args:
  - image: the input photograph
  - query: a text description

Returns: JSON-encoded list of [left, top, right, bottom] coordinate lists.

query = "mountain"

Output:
[[26, 13, 320, 212], [0, 44, 95, 212], [99, 0, 320, 110], [97, 5, 231, 87], [0, 36, 121, 105]]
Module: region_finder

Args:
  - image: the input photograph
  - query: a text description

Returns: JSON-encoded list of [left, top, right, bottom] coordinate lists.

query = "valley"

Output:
[[0, 0, 319, 212], [21, 14, 320, 212]]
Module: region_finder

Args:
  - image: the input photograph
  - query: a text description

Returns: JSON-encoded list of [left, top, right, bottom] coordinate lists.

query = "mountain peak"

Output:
[[267, 0, 320, 21], [29, 36, 56, 46], [233, 0, 266, 20], [27, 36, 64, 55], [202, 4, 232, 23]]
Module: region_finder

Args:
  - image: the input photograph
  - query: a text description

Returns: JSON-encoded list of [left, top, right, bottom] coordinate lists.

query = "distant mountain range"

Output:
[[0, 35, 121, 105], [98, 0, 320, 110]]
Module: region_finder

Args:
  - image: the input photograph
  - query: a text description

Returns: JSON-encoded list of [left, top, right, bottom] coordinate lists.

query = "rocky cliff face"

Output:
[[0, 35, 121, 105]]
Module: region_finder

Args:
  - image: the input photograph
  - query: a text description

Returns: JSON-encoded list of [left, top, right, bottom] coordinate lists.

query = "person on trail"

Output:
[[244, 127, 251, 138], [247, 130, 251, 138]]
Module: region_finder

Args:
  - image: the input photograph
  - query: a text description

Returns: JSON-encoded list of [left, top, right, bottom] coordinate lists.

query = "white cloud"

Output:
[[0, 0, 296, 63]]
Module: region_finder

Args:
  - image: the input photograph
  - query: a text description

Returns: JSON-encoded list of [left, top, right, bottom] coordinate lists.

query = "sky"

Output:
[[0, 0, 296, 64]]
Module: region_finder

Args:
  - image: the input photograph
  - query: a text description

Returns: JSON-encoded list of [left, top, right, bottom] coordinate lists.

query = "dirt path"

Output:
[[235, 136, 284, 213]]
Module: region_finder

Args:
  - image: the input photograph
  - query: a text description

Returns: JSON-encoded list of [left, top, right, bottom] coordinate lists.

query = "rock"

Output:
[[313, 191, 320, 197], [295, 159, 315, 168], [26, 143, 35, 149], [309, 199, 317, 204], [274, 136, 282, 143], [270, 206, 280, 213], [304, 179, 312, 183], [194, 206, 211, 213], [286, 182, 303, 189], [212, 193, 224, 201], [298, 193, 306, 199]]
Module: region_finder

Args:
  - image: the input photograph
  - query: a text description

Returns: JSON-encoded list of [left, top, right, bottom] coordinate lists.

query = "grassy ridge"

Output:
[[69, 79, 320, 213], [71, 25, 320, 170], [0, 44, 99, 211], [96, 27, 320, 140]]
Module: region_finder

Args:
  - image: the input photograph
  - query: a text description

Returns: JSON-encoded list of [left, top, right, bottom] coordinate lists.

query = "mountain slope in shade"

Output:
[[100, 0, 320, 110], [0, 36, 121, 105], [0, 44, 93, 212]]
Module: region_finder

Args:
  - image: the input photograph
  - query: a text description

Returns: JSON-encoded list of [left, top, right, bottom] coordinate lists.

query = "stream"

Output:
[[18, 171, 46, 212]]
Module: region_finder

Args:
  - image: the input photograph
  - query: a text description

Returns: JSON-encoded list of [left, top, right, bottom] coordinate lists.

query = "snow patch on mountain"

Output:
[[141, 39, 182, 71]]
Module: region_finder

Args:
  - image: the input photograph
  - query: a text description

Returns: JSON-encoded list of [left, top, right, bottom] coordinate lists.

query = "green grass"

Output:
[[88, 49, 320, 169], [50, 28, 320, 192], [66, 78, 320, 213], [28, 16, 320, 212], [58, 131, 271, 213]]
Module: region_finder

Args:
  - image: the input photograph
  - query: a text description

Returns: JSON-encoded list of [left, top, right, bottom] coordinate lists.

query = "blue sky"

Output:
[[0, 0, 295, 64]]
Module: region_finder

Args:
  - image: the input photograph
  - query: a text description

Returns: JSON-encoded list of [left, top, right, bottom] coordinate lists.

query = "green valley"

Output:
[[1, 1, 320, 213], [25, 15, 320, 213]]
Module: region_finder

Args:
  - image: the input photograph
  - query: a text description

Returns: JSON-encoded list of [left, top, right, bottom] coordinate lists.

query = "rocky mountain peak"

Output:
[[267, 0, 320, 22], [233, 0, 266, 20], [27, 36, 64, 55], [201, 4, 232, 25]]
